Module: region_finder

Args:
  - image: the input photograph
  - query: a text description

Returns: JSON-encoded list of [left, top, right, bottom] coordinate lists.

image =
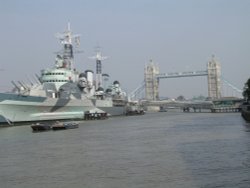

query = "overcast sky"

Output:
[[0, 0, 249, 98]]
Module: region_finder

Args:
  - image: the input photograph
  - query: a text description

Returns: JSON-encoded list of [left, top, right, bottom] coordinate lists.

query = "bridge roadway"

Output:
[[156, 70, 208, 79], [141, 98, 243, 112], [141, 100, 213, 110]]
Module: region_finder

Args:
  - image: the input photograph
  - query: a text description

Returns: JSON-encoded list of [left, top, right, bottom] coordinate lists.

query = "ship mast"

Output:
[[89, 47, 108, 89], [55, 23, 80, 70]]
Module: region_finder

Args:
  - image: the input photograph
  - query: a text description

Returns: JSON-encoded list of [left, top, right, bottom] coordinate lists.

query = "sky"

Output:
[[0, 0, 249, 98]]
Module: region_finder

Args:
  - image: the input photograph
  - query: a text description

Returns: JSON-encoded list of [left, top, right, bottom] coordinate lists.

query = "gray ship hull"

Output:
[[0, 93, 125, 125], [99, 106, 126, 116]]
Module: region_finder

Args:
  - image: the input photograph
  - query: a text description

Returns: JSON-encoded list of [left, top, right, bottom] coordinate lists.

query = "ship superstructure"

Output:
[[0, 24, 127, 124]]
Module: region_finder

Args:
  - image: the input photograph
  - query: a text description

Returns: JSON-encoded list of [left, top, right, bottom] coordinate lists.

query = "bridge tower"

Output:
[[207, 55, 221, 99], [144, 60, 159, 100]]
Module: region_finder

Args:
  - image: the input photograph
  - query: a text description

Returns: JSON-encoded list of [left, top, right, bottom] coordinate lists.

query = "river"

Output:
[[0, 112, 250, 188]]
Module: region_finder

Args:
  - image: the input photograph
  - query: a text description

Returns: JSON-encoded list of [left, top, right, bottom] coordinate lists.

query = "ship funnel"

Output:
[[85, 70, 94, 88]]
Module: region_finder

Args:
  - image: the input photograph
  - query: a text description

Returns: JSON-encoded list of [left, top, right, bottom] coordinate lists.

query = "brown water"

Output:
[[0, 112, 250, 188]]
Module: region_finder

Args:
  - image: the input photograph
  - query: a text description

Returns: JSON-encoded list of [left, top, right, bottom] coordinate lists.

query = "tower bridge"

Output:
[[129, 56, 242, 101]]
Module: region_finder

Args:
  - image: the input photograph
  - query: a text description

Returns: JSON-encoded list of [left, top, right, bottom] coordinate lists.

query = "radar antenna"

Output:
[[54, 23, 81, 70], [55, 22, 81, 46]]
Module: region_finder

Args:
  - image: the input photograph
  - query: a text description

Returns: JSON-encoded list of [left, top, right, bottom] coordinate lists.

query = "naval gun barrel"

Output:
[[35, 74, 42, 84], [11, 81, 20, 91], [18, 81, 29, 90]]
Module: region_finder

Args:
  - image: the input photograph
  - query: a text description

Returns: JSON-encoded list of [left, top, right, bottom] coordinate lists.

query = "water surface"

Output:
[[0, 112, 249, 188]]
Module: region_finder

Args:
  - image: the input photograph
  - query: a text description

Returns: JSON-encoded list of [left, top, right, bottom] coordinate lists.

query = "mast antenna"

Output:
[[89, 46, 109, 89]]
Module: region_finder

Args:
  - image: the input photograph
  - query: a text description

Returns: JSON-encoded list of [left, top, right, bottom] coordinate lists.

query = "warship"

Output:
[[0, 24, 127, 125]]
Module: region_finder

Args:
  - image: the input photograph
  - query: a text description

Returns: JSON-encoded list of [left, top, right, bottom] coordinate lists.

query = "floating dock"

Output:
[[84, 112, 108, 120]]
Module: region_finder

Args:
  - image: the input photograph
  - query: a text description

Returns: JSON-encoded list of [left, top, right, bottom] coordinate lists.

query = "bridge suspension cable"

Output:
[[128, 81, 145, 101], [221, 76, 243, 97]]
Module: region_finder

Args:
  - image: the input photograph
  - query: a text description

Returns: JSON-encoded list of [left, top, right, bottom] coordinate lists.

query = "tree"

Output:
[[176, 95, 185, 101], [243, 78, 250, 101]]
